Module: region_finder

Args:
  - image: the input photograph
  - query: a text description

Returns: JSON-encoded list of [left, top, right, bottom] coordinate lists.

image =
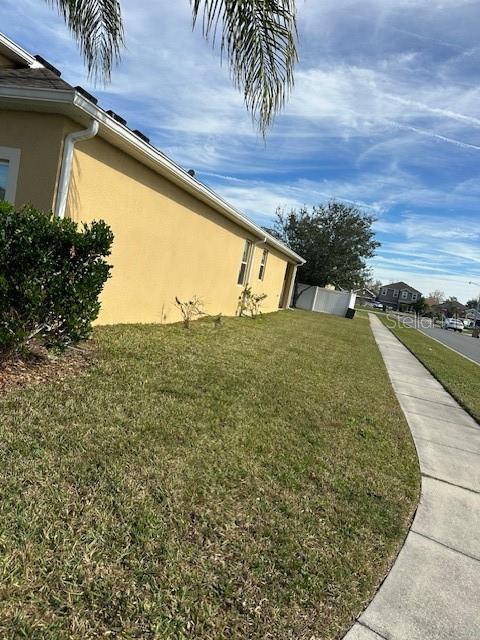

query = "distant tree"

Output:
[[440, 298, 464, 318], [364, 278, 383, 295], [466, 298, 479, 309], [413, 296, 428, 315], [266, 202, 380, 291], [428, 290, 445, 304]]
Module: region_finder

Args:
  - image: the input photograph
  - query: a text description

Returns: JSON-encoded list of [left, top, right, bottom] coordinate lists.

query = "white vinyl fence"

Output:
[[294, 284, 356, 318]]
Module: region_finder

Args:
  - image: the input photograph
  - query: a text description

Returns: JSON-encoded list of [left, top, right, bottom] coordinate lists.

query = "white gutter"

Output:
[[0, 32, 43, 68], [0, 84, 305, 264], [285, 264, 298, 309], [54, 119, 99, 219], [69, 89, 307, 262]]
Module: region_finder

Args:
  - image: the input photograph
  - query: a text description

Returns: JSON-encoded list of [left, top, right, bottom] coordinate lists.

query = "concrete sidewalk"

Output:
[[344, 313, 480, 640]]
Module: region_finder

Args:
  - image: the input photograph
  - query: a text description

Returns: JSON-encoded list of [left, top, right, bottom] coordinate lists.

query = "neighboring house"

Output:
[[354, 286, 377, 306], [377, 281, 422, 312], [0, 33, 305, 325], [466, 308, 480, 319], [465, 308, 480, 328], [431, 300, 467, 318]]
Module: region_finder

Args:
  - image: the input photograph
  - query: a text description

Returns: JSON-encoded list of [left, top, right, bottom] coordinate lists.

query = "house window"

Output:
[[0, 147, 21, 204], [393, 289, 399, 298], [258, 249, 268, 280], [381, 288, 387, 296], [412, 293, 418, 301], [401, 290, 408, 299], [237, 239, 253, 285]]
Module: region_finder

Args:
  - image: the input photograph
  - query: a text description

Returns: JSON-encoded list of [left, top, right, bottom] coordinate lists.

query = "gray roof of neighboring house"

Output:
[[0, 67, 72, 90], [432, 300, 466, 310], [382, 281, 422, 295]]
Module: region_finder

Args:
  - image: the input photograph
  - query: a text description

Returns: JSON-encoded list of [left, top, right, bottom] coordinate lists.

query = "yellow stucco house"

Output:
[[0, 33, 304, 325]]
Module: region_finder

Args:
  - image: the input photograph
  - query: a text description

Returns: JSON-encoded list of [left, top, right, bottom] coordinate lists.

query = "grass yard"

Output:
[[0, 310, 419, 639], [378, 315, 480, 422]]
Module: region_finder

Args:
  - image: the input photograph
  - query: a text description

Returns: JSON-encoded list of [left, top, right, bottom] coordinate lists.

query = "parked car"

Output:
[[372, 301, 384, 309], [442, 317, 464, 332]]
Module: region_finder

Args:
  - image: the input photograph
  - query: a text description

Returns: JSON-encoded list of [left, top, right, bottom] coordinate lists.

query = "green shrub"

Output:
[[0, 202, 113, 357]]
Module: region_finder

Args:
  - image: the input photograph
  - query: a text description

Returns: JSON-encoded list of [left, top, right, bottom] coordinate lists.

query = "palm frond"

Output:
[[191, 0, 298, 135], [45, 0, 123, 81]]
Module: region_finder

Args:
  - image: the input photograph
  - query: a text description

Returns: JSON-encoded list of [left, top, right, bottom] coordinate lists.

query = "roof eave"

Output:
[[0, 85, 305, 265], [0, 33, 43, 68]]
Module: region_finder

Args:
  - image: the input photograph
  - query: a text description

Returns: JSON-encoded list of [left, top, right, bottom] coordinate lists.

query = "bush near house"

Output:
[[0, 202, 113, 357]]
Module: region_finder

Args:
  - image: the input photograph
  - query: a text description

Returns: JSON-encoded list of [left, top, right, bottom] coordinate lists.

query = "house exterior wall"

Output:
[[378, 287, 401, 306], [0, 110, 66, 210], [377, 286, 420, 308], [66, 133, 294, 325]]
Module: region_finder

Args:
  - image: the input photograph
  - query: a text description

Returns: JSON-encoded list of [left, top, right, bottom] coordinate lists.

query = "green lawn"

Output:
[[0, 310, 419, 639], [378, 315, 480, 422]]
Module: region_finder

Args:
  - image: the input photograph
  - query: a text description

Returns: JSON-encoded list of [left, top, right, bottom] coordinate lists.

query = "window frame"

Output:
[[380, 288, 387, 296], [412, 293, 418, 301], [401, 290, 409, 300], [393, 289, 399, 298], [0, 147, 21, 204], [258, 248, 269, 280], [237, 239, 253, 286]]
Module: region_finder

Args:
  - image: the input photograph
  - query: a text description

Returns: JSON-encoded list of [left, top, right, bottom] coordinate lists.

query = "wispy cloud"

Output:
[[2, 0, 480, 300]]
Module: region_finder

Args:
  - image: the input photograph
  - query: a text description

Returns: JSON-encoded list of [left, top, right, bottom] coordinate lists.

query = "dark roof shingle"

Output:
[[383, 281, 422, 294], [0, 67, 72, 91]]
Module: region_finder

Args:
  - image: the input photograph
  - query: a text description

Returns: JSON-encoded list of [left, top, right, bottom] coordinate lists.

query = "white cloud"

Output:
[[2, 0, 480, 302]]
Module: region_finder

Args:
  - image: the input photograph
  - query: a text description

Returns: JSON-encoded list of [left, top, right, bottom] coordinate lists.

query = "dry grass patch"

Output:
[[0, 342, 94, 393], [0, 310, 419, 639]]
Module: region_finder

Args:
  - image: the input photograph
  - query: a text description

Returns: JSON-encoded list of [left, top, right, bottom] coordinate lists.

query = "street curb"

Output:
[[416, 328, 480, 368], [380, 323, 479, 426]]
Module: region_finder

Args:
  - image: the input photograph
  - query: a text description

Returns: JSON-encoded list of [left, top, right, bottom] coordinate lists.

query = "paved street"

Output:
[[418, 326, 480, 365], [344, 314, 480, 640], [386, 312, 480, 365]]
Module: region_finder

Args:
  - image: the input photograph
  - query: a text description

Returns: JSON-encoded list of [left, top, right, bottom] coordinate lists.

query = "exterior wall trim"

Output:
[[0, 85, 305, 265], [311, 285, 319, 311], [285, 265, 298, 308]]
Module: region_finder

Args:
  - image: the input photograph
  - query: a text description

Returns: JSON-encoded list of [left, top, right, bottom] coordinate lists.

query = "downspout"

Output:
[[285, 264, 299, 309], [54, 119, 99, 219]]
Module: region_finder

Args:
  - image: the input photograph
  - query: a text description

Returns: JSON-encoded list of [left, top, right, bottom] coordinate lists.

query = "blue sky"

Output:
[[3, 0, 480, 301]]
